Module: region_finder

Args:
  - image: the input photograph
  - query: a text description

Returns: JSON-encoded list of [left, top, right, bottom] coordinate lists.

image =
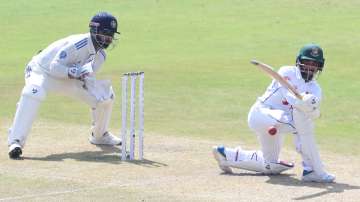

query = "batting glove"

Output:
[[294, 93, 320, 112]]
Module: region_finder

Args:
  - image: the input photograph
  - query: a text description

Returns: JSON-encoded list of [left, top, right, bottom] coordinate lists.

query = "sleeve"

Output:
[[311, 83, 322, 101], [281, 89, 298, 106], [48, 44, 78, 79], [277, 66, 300, 106]]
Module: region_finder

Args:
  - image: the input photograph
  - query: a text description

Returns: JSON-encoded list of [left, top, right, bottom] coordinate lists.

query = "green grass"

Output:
[[1, 0, 360, 154]]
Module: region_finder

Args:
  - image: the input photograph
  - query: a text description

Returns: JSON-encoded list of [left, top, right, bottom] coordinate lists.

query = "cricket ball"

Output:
[[268, 126, 277, 136]]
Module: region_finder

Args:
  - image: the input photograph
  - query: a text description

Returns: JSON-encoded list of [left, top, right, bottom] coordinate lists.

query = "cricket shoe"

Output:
[[89, 132, 122, 146], [301, 170, 335, 183], [8, 143, 23, 160], [212, 145, 233, 174]]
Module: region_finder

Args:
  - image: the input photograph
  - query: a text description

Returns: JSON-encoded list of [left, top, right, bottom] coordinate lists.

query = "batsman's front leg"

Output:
[[293, 109, 335, 183]]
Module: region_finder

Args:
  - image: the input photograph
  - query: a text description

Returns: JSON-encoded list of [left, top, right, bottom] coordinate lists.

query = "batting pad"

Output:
[[293, 109, 325, 175]]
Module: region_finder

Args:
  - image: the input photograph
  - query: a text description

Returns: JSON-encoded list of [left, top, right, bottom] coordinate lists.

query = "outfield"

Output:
[[1, 0, 360, 201]]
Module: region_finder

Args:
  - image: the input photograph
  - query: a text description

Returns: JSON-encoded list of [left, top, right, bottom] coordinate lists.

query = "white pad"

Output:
[[293, 108, 325, 175], [224, 147, 292, 174], [8, 84, 46, 146], [225, 147, 264, 172], [91, 98, 114, 139]]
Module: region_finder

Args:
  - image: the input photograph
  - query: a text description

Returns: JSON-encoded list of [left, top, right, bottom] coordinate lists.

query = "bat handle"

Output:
[[295, 92, 303, 100]]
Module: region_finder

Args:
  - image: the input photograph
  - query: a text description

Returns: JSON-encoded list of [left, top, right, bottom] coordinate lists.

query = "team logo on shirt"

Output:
[[59, 51, 67, 59], [110, 20, 117, 29], [310, 47, 320, 57]]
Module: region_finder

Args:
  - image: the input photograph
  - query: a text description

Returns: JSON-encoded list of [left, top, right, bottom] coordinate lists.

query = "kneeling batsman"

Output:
[[8, 12, 121, 159], [213, 44, 335, 183]]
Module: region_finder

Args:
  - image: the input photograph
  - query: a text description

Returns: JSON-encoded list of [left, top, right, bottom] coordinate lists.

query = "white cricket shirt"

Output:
[[31, 33, 106, 79]]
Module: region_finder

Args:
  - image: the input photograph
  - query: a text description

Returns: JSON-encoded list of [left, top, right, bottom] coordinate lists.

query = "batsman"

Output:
[[213, 44, 335, 183], [8, 12, 122, 159]]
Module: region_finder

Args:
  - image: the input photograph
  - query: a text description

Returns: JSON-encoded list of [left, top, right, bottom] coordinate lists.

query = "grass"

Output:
[[1, 0, 360, 155]]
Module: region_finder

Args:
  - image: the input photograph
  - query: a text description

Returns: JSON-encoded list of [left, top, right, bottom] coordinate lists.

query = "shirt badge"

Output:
[[59, 51, 67, 59]]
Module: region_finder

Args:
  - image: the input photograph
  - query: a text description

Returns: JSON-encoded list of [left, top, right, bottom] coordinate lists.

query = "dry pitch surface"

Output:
[[0, 121, 359, 202]]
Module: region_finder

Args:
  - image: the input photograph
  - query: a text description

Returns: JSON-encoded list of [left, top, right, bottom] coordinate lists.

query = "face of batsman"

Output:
[[298, 60, 321, 82], [296, 44, 325, 82]]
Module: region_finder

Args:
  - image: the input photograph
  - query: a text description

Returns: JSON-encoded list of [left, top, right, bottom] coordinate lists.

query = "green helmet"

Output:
[[296, 43, 325, 69]]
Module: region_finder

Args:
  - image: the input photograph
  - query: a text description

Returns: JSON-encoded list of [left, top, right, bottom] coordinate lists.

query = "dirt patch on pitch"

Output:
[[0, 121, 359, 201]]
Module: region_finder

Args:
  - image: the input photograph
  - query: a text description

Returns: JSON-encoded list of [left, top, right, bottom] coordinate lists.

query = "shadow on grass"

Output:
[[222, 171, 360, 200], [23, 145, 168, 168], [265, 174, 360, 200]]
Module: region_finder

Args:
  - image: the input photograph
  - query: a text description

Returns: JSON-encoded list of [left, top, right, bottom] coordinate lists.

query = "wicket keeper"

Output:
[[8, 12, 122, 159]]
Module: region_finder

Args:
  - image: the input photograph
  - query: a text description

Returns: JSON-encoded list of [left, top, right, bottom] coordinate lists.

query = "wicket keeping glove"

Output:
[[68, 63, 93, 80]]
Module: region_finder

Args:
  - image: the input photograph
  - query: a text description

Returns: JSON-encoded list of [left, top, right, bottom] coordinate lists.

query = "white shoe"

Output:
[[89, 132, 122, 146], [301, 170, 335, 183], [9, 143, 23, 159], [212, 146, 233, 174]]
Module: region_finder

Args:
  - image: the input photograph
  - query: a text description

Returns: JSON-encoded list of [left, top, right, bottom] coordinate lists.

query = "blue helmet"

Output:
[[89, 12, 120, 49]]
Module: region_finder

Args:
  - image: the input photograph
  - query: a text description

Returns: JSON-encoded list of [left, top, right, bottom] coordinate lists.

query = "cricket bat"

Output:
[[250, 59, 303, 100]]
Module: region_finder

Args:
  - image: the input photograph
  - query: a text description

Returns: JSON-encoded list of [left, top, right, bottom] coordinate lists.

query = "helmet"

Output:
[[296, 44, 325, 82], [89, 12, 120, 49]]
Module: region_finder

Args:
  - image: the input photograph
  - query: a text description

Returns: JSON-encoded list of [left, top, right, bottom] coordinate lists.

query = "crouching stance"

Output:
[[213, 44, 335, 183], [8, 12, 121, 159]]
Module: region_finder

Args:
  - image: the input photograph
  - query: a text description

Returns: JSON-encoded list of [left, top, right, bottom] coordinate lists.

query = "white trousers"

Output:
[[247, 102, 295, 163], [8, 61, 114, 146], [246, 101, 325, 173]]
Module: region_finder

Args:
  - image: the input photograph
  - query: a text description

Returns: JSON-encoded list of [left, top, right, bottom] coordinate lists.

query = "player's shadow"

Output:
[[221, 172, 360, 200], [23, 145, 167, 168], [266, 174, 360, 200]]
